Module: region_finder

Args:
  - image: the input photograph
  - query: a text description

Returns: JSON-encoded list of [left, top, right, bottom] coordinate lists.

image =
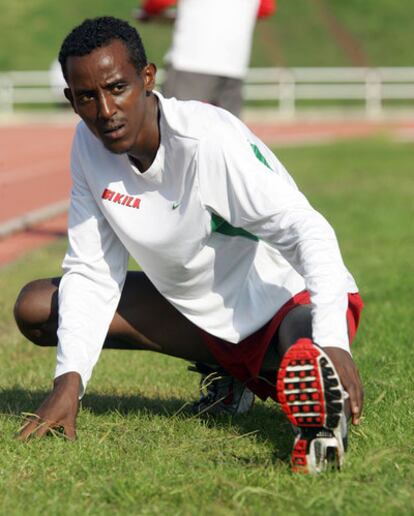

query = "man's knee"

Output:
[[14, 278, 59, 346]]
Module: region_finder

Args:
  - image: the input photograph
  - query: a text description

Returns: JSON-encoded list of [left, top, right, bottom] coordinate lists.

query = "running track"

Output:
[[1, 116, 414, 267]]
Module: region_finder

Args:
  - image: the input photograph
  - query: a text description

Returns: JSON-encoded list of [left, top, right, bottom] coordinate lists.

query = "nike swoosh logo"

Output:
[[172, 202, 181, 210]]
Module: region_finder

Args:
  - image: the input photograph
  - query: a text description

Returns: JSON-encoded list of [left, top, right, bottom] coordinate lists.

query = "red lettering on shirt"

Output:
[[113, 193, 124, 204], [102, 188, 115, 201], [101, 189, 141, 209]]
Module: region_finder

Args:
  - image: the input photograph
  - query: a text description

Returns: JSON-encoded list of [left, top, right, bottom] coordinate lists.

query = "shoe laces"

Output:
[[188, 363, 234, 408]]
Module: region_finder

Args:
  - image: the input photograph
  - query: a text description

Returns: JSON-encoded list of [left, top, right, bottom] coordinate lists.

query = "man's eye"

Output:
[[78, 94, 94, 104], [112, 83, 126, 94]]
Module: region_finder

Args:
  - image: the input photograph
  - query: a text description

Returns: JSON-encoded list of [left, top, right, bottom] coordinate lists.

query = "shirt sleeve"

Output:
[[55, 135, 128, 397], [257, 0, 276, 18], [197, 129, 351, 353]]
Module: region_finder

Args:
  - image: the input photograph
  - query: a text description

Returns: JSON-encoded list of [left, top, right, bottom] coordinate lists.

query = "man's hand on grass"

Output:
[[17, 372, 81, 440], [324, 347, 364, 426]]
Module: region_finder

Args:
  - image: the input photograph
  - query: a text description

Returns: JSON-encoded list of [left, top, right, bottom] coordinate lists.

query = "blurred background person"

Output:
[[49, 58, 67, 106], [133, 0, 276, 117]]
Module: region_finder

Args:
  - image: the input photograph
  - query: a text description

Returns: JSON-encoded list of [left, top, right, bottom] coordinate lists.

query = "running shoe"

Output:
[[189, 362, 255, 415], [276, 338, 348, 474]]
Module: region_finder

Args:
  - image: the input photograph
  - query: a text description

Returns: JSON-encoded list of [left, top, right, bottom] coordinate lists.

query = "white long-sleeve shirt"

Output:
[[56, 92, 358, 394]]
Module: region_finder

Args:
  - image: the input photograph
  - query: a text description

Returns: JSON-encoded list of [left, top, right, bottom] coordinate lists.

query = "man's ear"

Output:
[[142, 63, 157, 95], [64, 88, 77, 113]]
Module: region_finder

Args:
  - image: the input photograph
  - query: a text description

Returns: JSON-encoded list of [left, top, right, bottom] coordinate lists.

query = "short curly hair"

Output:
[[59, 16, 148, 81]]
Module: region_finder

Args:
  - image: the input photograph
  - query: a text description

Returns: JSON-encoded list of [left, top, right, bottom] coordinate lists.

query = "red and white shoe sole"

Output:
[[276, 338, 345, 473]]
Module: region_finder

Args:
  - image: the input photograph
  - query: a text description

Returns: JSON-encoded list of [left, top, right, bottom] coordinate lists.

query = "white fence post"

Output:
[[365, 69, 382, 119], [0, 74, 14, 113], [279, 68, 295, 119]]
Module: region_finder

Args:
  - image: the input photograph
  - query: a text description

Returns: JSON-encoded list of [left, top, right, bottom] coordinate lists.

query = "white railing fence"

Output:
[[1, 67, 414, 118]]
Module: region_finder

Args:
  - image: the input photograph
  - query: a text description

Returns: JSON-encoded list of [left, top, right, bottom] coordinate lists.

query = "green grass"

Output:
[[0, 0, 172, 70], [329, 0, 414, 66], [1, 138, 414, 514], [1, 0, 414, 70]]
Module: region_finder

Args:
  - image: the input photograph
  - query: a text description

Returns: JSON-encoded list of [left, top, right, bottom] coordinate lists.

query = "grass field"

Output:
[[329, 0, 414, 66], [1, 0, 414, 70], [0, 138, 413, 514]]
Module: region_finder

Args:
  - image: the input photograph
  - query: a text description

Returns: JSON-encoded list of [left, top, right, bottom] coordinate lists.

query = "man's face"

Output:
[[64, 39, 155, 155]]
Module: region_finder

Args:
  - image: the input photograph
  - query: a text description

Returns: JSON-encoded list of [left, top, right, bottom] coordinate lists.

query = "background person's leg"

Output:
[[215, 77, 243, 118], [162, 67, 217, 105]]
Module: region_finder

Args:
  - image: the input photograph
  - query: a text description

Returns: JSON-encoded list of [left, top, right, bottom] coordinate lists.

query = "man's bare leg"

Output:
[[13, 271, 221, 439], [14, 274, 362, 413], [264, 303, 362, 424], [14, 271, 218, 364], [14, 271, 255, 417], [14, 273, 361, 441], [266, 303, 363, 473]]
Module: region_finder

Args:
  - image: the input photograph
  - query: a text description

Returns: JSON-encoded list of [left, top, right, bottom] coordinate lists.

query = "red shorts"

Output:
[[201, 291, 364, 401]]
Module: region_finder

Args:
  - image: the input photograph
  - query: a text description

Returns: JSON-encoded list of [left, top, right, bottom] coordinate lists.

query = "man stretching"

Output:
[[14, 17, 364, 474]]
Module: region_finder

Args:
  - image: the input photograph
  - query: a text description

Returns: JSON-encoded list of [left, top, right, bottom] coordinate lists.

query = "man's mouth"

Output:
[[101, 123, 126, 140]]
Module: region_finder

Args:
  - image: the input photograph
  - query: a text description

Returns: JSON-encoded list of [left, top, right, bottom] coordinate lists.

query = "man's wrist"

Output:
[[53, 371, 82, 394]]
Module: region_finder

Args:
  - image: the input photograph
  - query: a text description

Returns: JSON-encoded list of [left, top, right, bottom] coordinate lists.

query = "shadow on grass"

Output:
[[0, 387, 292, 461]]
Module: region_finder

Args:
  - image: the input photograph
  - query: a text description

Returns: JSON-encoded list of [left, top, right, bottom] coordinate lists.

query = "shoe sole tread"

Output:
[[276, 338, 345, 473]]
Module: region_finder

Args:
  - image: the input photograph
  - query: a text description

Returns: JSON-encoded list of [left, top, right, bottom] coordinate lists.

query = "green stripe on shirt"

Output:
[[210, 142, 271, 241], [250, 143, 272, 170], [211, 213, 258, 242]]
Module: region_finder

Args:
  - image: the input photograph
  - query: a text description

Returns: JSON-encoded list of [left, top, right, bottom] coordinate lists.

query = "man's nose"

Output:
[[97, 92, 116, 120]]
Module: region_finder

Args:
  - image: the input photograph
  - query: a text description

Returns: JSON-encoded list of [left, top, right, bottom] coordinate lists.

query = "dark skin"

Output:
[[65, 38, 159, 170], [16, 39, 363, 440]]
